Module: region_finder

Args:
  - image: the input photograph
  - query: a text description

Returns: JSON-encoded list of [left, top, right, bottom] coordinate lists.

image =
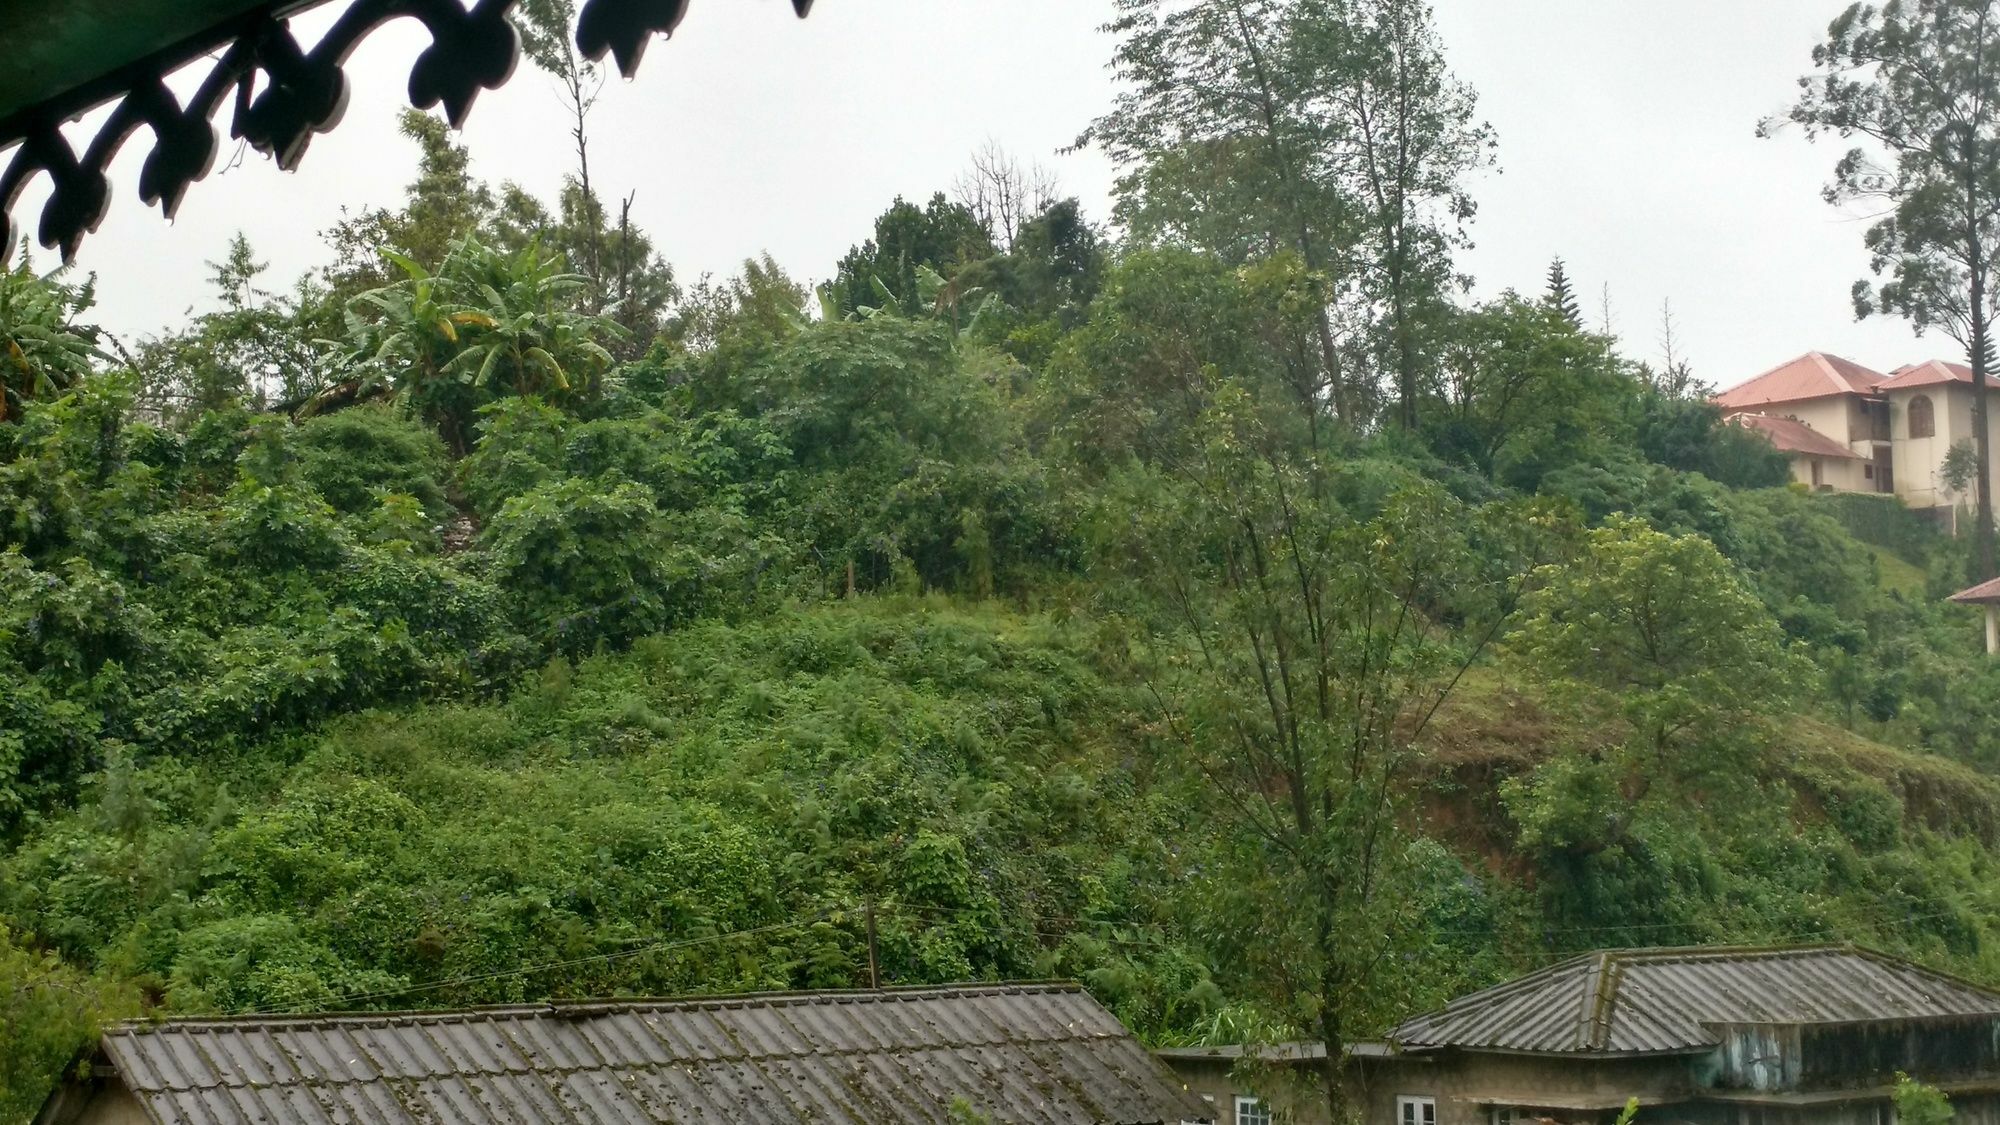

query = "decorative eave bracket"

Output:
[[0, 0, 815, 263]]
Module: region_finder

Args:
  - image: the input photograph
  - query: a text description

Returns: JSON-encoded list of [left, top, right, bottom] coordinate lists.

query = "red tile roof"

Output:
[[1713, 352, 1890, 410], [1950, 577, 2000, 604], [1881, 359, 1975, 391], [1729, 413, 1865, 460]]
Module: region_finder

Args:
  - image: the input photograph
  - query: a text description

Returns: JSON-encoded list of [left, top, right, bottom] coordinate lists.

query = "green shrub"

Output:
[[292, 406, 451, 520]]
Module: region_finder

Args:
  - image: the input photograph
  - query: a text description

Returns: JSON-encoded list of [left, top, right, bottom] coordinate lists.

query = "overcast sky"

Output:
[[11, 0, 1962, 389]]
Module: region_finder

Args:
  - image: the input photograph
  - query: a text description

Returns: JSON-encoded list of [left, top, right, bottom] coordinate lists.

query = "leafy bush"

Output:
[[292, 406, 451, 520], [479, 477, 689, 654]]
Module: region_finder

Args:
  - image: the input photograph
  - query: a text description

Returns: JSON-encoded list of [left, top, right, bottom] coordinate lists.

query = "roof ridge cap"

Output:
[[1604, 943, 1845, 962], [1388, 953, 1600, 1042], [1714, 352, 1818, 399], [1844, 944, 2000, 1002], [105, 981, 1089, 1033], [1578, 951, 1620, 1050]]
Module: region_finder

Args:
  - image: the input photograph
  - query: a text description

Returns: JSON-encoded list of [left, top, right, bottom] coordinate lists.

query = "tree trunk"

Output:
[[566, 65, 606, 311], [1973, 288, 1996, 580], [1229, 0, 1351, 425], [1965, 40, 1996, 582], [1314, 909, 1351, 1124]]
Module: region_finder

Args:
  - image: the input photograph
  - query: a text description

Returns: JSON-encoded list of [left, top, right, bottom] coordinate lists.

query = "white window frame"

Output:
[[1235, 1095, 1273, 1125], [1399, 1094, 1439, 1125]]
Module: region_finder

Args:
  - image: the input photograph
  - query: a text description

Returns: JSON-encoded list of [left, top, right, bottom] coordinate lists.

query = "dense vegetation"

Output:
[[7, 0, 2000, 1120]]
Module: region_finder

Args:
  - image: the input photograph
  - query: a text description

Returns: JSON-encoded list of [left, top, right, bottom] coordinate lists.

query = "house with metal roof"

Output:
[[33, 982, 1212, 1125], [1159, 945, 2000, 1125]]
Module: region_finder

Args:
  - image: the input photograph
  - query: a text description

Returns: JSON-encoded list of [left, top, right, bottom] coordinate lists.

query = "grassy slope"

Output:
[[2, 597, 1205, 1012], [12, 596, 2000, 1119], [1420, 664, 2000, 975]]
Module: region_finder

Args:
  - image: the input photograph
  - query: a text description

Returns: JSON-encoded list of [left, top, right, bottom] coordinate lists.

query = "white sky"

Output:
[[11, 0, 1962, 389]]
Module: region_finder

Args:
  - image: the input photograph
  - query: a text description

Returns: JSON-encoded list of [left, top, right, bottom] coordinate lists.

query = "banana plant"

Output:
[[331, 235, 623, 454], [444, 239, 623, 399], [816, 264, 1000, 346], [0, 243, 102, 422]]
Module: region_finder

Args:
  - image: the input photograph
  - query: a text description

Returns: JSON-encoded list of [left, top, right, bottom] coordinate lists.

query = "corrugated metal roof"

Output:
[[1713, 352, 1889, 409], [1727, 414, 1865, 460], [1390, 946, 2000, 1056], [94, 983, 1210, 1124]]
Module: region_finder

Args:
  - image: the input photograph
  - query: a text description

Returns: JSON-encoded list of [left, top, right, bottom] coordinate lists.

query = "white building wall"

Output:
[[1789, 454, 1867, 493], [1885, 382, 2000, 511], [1777, 397, 1856, 444], [1889, 386, 1954, 509]]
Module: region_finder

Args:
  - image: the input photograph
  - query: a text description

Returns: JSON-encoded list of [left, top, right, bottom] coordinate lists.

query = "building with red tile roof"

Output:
[[1880, 359, 1974, 392], [1728, 414, 1865, 462], [1713, 351, 1892, 410], [1714, 351, 2000, 518], [1713, 352, 1894, 495]]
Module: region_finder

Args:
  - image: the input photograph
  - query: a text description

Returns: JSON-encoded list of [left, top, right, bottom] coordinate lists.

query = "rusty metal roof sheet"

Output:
[[1727, 413, 1865, 460], [1390, 946, 2000, 1056], [93, 983, 1210, 1124], [1713, 352, 1890, 409]]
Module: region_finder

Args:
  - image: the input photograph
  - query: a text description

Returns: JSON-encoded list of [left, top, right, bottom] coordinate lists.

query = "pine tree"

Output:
[[1545, 257, 1582, 327]]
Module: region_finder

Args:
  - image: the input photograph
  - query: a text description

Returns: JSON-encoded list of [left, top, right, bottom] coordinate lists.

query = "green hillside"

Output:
[[16, 597, 2000, 1119], [17, 2, 2000, 1122]]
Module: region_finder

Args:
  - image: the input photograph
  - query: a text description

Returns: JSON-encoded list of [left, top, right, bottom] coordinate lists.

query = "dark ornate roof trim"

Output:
[[0, 0, 815, 262]]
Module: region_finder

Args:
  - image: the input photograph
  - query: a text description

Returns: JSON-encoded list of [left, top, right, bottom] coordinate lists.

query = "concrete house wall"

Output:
[[1729, 396, 1877, 495], [1785, 452, 1866, 493], [1887, 385, 1958, 510], [1774, 397, 1854, 445], [1162, 1025, 2000, 1125], [1166, 1052, 1693, 1125]]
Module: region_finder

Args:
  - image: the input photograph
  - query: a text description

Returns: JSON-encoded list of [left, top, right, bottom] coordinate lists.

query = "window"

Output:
[[1400, 1095, 1439, 1125], [1911, 394, 1936, 439], [1178, 1094, 1218, 1125], [1865, 464, 1875, 480], [1235, 1095, 1272, 1125], [1493, 1108, 1517, 1125], [1811, 459, 1824, 487]]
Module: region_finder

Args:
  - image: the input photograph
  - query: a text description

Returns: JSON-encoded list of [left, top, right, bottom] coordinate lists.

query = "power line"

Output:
[[219, 893, 1996, 1021], [237, 913, 830, 1018]]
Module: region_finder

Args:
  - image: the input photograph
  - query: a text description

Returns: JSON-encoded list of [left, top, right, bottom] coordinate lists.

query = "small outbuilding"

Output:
[[35, 982, 1211, 1125], [1162, 944, 2000, 1125], [1950, 576, 2000, 655]]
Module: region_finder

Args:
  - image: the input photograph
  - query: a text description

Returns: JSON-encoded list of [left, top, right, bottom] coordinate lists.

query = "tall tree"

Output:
[[512, 1, 680, 354], [952, 140, 1059, 250], [514, 0, 607, 288], [132, 233, 342, 419], [1085, 0, 1492, 428], [1103, 393, 1524, 1121], [1327, 0, 1494, 430], [1769, 0, 2000, 578], [1545, 256, 1583, 326], [829, 194, 994, 318], [322, 111, 495, 299]]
